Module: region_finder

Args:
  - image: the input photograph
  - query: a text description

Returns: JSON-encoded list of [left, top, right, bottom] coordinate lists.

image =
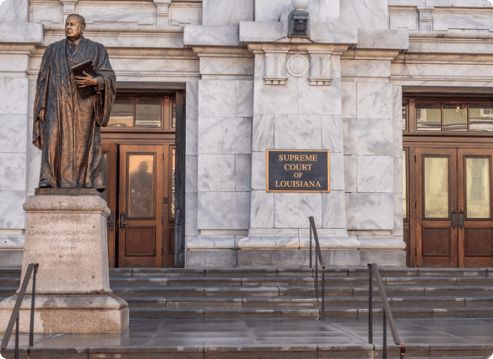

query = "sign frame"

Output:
[[266, 149, 330, 193]]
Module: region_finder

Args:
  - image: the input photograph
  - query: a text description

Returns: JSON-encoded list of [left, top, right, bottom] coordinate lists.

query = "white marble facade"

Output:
[[2, 0, 493, 267]]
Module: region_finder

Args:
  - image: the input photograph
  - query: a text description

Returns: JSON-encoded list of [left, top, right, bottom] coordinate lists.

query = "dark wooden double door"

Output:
[[410, 145, 493, 267], [102, 142, 175, 267]]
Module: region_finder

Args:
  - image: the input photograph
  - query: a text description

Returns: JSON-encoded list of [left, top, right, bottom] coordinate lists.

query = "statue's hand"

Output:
[[75, 71, 98, 88], [38, 108, 45, 122]]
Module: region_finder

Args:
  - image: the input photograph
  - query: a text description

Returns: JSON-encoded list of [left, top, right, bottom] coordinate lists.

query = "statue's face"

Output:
[[65, 16, 84, 41]]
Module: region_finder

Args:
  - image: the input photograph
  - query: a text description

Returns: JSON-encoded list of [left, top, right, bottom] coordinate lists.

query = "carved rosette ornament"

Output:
[[286, 55, 309, 78]]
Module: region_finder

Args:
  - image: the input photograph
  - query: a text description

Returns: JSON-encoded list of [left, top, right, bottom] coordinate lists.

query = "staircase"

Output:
[[2, 267, 493, 320]]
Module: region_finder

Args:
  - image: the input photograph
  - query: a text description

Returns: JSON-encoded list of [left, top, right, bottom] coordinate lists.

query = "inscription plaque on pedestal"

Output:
[[266, 150, 330, 193]]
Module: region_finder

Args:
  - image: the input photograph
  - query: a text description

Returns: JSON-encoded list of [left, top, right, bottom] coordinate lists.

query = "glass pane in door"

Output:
[[466, 157, 490, 219], [443, 103, 467, 132], [128, 154, 155, 218], [469, 104, 493, 132], [424, 157, 449, 218], [417, 103, 441, 131], [403, 150, 407, 218]]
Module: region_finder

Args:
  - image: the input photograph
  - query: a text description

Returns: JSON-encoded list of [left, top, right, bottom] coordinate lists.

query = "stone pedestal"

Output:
[[0, 194, 129, 334]]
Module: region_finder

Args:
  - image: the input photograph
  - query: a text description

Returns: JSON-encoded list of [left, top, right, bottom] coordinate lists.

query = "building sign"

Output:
[[266, 150, 330, 193]]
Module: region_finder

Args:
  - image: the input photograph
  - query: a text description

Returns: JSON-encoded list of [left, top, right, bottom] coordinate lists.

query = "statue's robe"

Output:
[[33, 37, 116, 191]]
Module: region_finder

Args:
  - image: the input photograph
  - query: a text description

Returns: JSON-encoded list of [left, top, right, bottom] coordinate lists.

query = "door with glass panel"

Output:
[[415, 147, 493, 267], [118, 144, 165, 267]]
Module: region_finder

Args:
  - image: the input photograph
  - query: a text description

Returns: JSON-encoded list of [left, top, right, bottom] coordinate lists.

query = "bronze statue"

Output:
[[33, 14, 116, 192]]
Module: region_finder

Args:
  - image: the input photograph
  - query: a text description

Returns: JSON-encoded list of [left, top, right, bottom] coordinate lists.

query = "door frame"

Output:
[[405, 139, 493, 267]]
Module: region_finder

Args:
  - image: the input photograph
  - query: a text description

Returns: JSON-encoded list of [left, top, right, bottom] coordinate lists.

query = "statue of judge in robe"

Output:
[[33, 14, 116, 192]]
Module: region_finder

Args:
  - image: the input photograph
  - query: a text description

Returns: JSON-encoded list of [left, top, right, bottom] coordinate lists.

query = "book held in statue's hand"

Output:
[[70, 60, 98, 99]]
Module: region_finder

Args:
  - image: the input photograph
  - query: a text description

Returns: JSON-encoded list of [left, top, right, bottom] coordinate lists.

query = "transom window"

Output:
[[105, 95, 176, 131], [403, 99, 493, 133]]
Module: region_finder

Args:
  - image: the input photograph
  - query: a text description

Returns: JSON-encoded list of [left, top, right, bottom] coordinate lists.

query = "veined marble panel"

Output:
[[341, 60, 391, 78], [357, 82, 392, 120], [393, 156, 403, 196], [309, 22, 358, 44], [357, 29, 409, 50], [0, 54, 29, 73], [203, 0, 253, 25], [235, 154, 251, 192], [187, 82, 199, 120], [251, 151, 266, 190], [111, 58, 198, 78], [392, 85, 403, 123], [358, 237, 406, 250], [346, 193, 394, 230], [322, 190, 346, 229], [340, 0, 389, 30], [345, 118, 393, 156], [248, 228, 299, 237], [198, 192, 250, 230], [169, 5, 202, 27], [330, 152, 345, 191], [184, 25, 239, 46], [0, 0, 28, 22], [78, 4, 155, 25], [356, 156, 393, 193], [255, 0, 340, 23], [389, 11, 418, 31], [274, 193, 322, 229], [198, 117, 252, 154], [200, 58, 253, 77], [322, 115, 343, 153], [252, 115, 274, 152], [433, 14, 493, 32], [198, 154, 235, 192], [0, 190, 25, 229], [236, 80, 254, 117], [185, 192, 199, 236], [198, 80, 236, 117], [31, 4, 61, 24], [341, 82, 357, 119], [393, 119, 403, 159], [253, 54, 299, 115], [186, 155, 198, 193], [187, 237, 236, 250], [238, 21, 285, 43], [26, 149, 40, 196], [0, 115, 27, 153], [250, 190, 274, 228], [0, 233, 24, 249], [0, 77, 28, 115], [298, 77, 342, 116], [392, 63, 493, 80], [391, 193, 404, 237], [239, 236, 299, 250], [299, 236, 359, 250], [0, 153, 26, 192], [274, 115, 322, 150], [186, 119, 198, 156], [344, 155, 356, 193]]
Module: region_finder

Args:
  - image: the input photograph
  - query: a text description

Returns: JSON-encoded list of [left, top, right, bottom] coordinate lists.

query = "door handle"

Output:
[[120, 212, 126, 231], [108, 211, 115, 231], [451, 210, 457, 229], [459, 211, 464, 229]]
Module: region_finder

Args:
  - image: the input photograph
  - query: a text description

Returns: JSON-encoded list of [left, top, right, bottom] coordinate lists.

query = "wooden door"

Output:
[[457, 148, 493, 267], [118, 144, 164, 267], [415, 148, 458, 267], [101, 143, 117, 267]]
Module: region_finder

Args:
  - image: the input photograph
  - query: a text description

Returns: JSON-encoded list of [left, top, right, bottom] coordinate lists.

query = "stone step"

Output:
[[111, 285, 493, 299], [128, 306, 493, 320], [108, 275, 493, 288]]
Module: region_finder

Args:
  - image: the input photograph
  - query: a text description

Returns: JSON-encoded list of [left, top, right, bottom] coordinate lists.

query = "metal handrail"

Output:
[[368, 263, 406, 359], [308, 216, 326, 320], [1, 263, 39, 359]]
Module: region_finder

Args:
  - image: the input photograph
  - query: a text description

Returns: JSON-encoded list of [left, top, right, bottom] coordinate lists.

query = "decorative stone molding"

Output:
[[264, 51, 288, 85], [154, 0, 172, 27], [286, 54, 309, 78], [308, 52, 332, 86], [59, 0, 78, 16], [417, 6, 434, 32]]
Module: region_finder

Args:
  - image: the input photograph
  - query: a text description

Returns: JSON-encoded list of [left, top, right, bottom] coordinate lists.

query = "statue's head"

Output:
[[65, 14, 85, 42]]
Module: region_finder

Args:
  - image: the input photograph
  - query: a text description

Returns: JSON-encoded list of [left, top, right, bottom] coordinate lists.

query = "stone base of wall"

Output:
[[0, 249, 23, 268], [186, 249, 405, 268]]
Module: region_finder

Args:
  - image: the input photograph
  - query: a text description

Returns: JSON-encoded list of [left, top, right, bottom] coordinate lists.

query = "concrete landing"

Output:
[[2, 318, 493, 358]]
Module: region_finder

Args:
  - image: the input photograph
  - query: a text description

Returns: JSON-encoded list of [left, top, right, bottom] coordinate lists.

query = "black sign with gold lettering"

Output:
[[266, 150, 330, 193]]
